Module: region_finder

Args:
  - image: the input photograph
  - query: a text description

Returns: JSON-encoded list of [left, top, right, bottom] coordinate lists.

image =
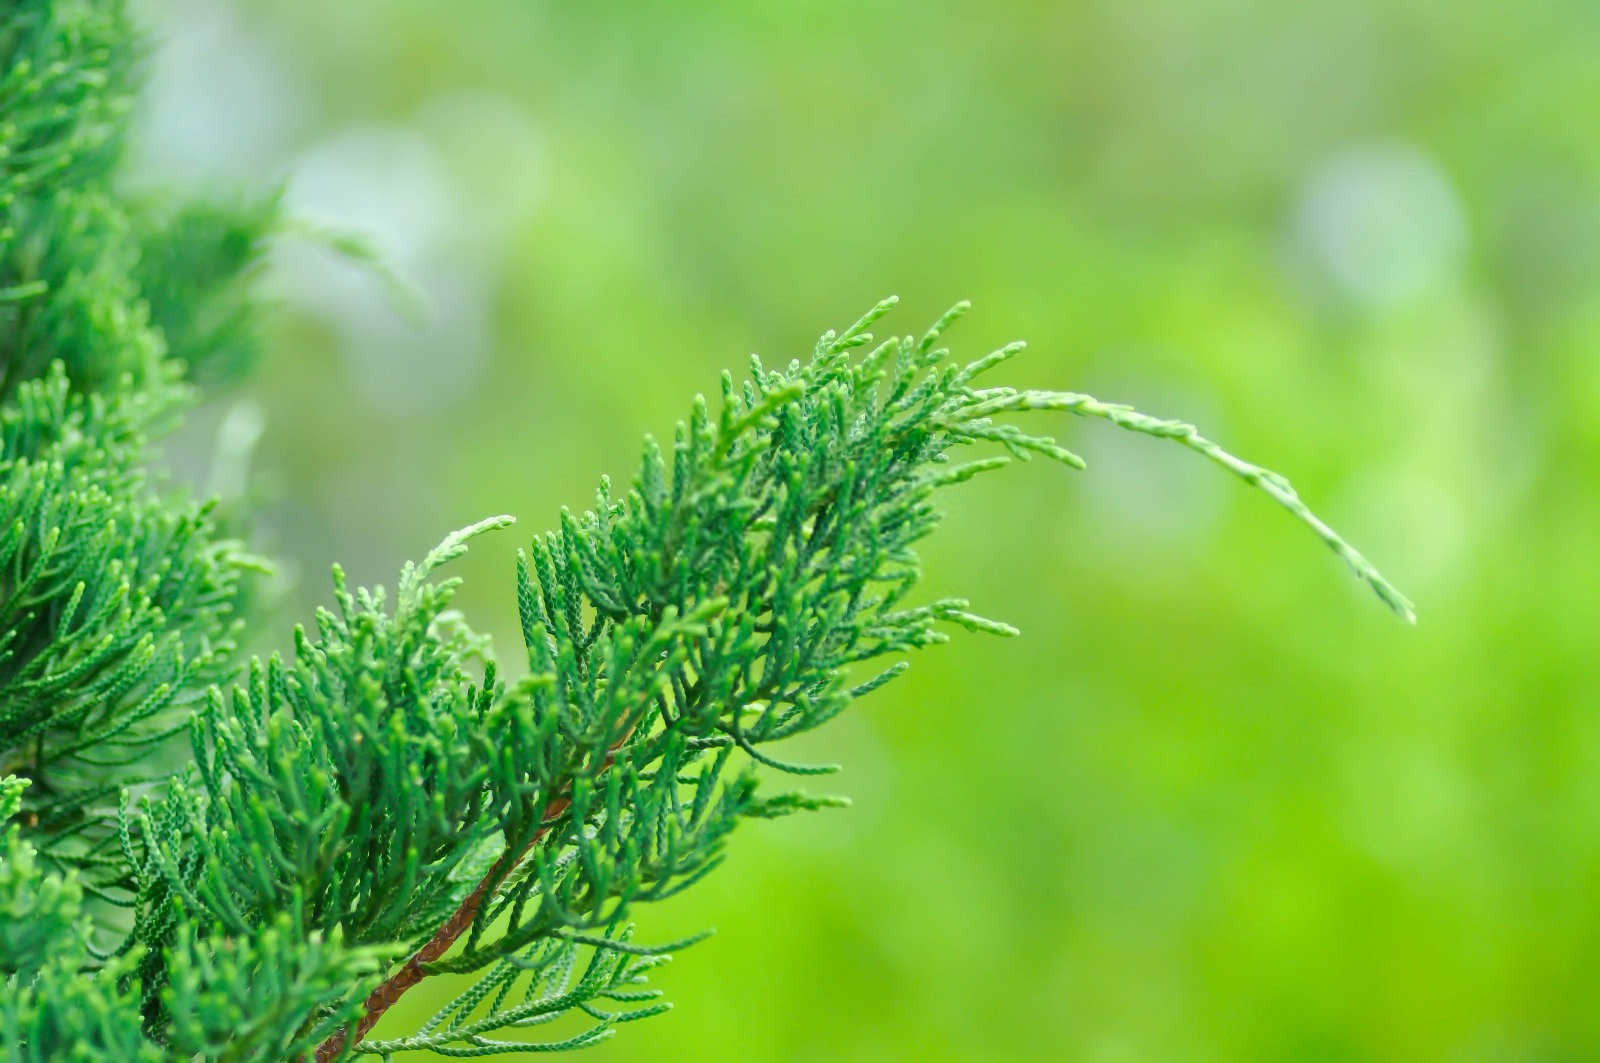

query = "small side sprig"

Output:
[[951, 384, 1415, 622], [351, 924, 685, 1057]]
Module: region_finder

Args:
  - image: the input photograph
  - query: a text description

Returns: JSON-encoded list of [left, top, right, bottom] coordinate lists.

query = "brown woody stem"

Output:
[[310, 806, 561, 1063], [309, 732, 636, 1061]]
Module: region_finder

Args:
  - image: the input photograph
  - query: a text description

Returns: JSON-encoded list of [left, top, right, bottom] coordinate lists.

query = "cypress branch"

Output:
[[0, 2, 1412, 1059], [293, 295, 1406, 1057]]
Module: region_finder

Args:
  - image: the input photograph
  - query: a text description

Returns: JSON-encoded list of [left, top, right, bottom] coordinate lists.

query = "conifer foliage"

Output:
[[0, 2, 1410, 1059]]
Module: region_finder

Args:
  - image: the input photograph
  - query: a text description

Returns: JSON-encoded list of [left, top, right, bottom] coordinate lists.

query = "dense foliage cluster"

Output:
[[0, 1, 1406, 1059]]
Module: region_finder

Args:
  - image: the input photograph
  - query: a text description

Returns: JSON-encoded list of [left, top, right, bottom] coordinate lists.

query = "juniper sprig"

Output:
[[135, 294, 1408, 1060], [0, 1, 1410, 1059]]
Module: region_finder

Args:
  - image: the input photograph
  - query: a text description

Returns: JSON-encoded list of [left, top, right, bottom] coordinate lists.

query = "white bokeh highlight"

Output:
[[273, 128, 490, 414], [1294, 143, 1468, 307], [126, 0, 306, 190]]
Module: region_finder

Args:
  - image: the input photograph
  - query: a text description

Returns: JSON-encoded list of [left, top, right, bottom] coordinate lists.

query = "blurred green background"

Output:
[[131, 0, 1600, 1059]]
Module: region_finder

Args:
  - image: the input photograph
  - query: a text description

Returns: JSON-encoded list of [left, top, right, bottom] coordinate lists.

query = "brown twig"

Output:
[[309, 723, 641, 1063], [309, 796, 568, 1063]]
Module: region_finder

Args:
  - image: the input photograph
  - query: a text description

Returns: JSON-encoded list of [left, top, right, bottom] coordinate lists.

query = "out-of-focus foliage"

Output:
[[133, 0, 1600, 1059], [0, 0, 269, 904]]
